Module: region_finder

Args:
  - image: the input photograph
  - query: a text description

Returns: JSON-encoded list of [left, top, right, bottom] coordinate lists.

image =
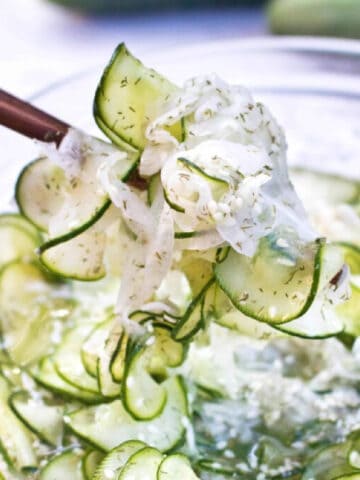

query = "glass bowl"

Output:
[[1, 37, 360, 208]]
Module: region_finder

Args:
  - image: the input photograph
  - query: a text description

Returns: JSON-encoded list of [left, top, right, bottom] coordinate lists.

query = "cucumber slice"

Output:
[[67, 376, 187, 452], [0, 215, 40, 267], [177, 157, 229, 201], [176, 253, 215, 297], [302, 434, 360, 480], [94, 43, 182, 150], [16, 154, 111, 240], [122, 325, 184, 420], [39, 204, 120, 281], [0, 213, 41, 240], [31, 357, 103, 404], [273, 298, 344, 339], [93, 440, 145, 480], [15, 157, 66, 232], [0, 261, 71, 365], [336, 243, 360, 336], [122, 342, 167, 421], [214, 244, 345, 339], [39, 450, 84, 480], [110, 331, 129, 383], [290, 167, 360, 207], [0, 376, 37, 471], [82, 450, 104, 480], [119, 447, 163, 480], [215, 236, 324, 324], [9, 390, 63, 446], [172, 278, 215, 341], [40, 222, 107, 281], [157, 454, 200, 480], [96, 324, 122, 398], [81, 317, 113, 377], [54, 325, 101, 394]]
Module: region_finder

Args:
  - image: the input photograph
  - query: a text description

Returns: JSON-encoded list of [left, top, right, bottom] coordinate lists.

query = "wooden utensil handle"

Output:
[[0, 89, 69, 146], [0, 89, 147, 190]]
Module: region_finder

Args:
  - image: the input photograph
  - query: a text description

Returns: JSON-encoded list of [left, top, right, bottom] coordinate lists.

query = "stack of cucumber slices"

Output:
[[0, 44, 359, 479]]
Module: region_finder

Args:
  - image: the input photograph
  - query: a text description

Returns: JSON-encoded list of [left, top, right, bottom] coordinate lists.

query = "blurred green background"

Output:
[[48, 0, 360, 39]]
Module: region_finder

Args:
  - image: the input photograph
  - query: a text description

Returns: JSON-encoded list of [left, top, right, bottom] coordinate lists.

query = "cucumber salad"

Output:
[[0, 44, 359, 479]]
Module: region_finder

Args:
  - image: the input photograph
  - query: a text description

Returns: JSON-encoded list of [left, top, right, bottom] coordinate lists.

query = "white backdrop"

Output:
[[0, 0, 265, 97]]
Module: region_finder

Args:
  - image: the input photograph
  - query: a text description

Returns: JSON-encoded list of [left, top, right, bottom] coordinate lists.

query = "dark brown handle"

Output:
[[0, 89, 147, 189], [0, 89, 69, 146]]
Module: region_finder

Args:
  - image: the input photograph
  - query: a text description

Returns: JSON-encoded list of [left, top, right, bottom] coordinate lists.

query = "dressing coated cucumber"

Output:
[[93, 440, 145, 480], [0, 261, 71, 365], [157, 454, 200, 480], [215, 237, 324, 324], [9, 390, 63, 447], [0, 375, 37, 471], [67, 376, 187, 452], [0, 214, 40, 267], [94, 43, 182, 150], [31, 357, 103, 404], [82, 450, 104, 480], [118, 447, 163, 480], [54, 324, 101, 395], [81, 317, 113, 377], [123, 325, 184, 420], [39, 450, 84, 480]]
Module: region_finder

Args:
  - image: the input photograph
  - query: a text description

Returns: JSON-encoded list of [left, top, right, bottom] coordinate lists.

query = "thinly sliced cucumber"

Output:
[[93, 440, 145, 480], [40, 222, 107, 281], [273, 299, 344, 339], [337, 243, 360, 278], [39, 204, 120, 281], [67, 376, 187, 452], [96, 324, 122, 398], [82, 450, 104, 480], [31, 357, 103, 404], [176, 253, 214, 297], [177, 157, 229, 201], [0, 376, 37, 471], [215, 237, 324, 324], [16, 154, 111, 240], [0, 213, 41, 240], [15, 157, 66, 231], [215, 244, 345, 339], [290, 167, 360, 207], [110, 331, 129, 383], [336, 243, 360, 336], [81, 317, 113, 377], [122, 342, 167, 421], [94, 43, 182, 150], [0, 215, 40, 267], [302, 434, 360, 480], [54, 325, 101, 394], [210, 284, 278, 339], [119, 447, 163, 480], [122, 323, 185, 418], [39, 450, 84, 480], [9, 390, 63, 446], [149, 324, 185, 370], [0, 261, 71, 365], [172, 278, 215, 341], [163, 157, 229, 216], [157, 454, 200, 480]]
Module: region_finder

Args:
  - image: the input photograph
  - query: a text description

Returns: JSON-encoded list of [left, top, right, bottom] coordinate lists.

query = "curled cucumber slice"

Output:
[[94, 43, 182, 150], [215, 236, 325, 324], [67, 376, 187, 452]]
